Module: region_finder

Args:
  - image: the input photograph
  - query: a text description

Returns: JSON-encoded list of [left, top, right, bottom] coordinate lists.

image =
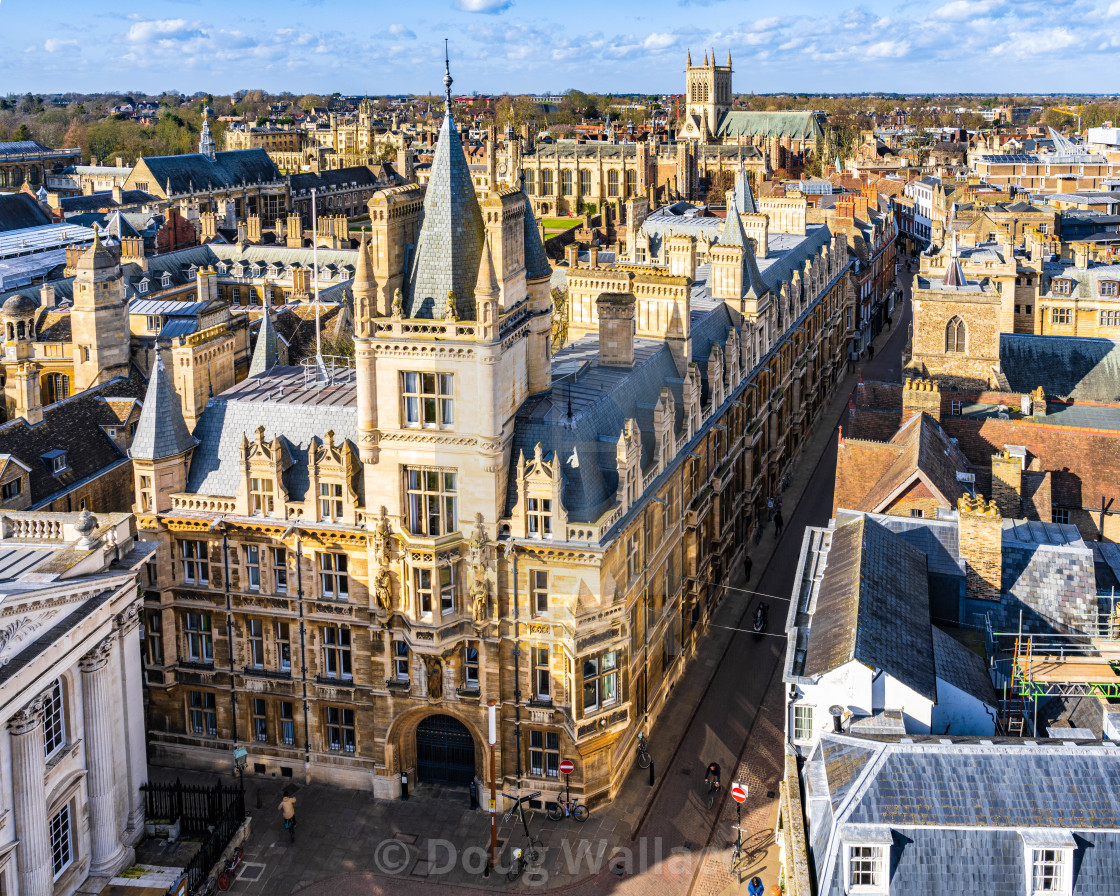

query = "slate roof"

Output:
[[0, 194, 52, 233], [248, 310, 281, 377], [811, 735, 1120, 896], [187, 366, 361, 504], [931, 626, 997, 706], [0, 141, 54, 155], [289, 165, 380, 194], [0, 371, 147, 508], [522, 196, 552, 281], [137, 149, 282, 197], [59, 191, 157, 213], [1041, 259, 1120, 298], [714, 111, 824, 141], [405, 109, 485, 320], [129, 357, 197, 461], [802, 514, 937, 702], [1000, 333, 1120, 402]]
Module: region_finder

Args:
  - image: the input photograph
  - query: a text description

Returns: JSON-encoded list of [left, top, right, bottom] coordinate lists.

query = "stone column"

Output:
[[8, 693, 53, 896], [81, 637, 128, 875], [116, 604, 147, 834]]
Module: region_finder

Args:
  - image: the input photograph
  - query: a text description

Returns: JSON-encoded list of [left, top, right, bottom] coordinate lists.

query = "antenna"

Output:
[[311, 187, 321, 361]]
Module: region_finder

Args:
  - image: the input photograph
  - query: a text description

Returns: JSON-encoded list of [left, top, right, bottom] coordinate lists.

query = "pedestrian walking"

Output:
[[743, 553, 753, 582], [279, 794, 297, 842], [766, 496, 774, 522], [868, 344, 875, 361], [774, 510, 784, 537]]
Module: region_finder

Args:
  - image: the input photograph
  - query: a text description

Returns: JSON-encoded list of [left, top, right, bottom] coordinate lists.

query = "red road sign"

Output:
[[559, 759, 575, 775], [731, 783, 748, 804]]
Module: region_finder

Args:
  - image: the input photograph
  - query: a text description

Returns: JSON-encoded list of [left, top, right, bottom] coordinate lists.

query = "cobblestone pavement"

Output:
[[155, 272, 914, 896]]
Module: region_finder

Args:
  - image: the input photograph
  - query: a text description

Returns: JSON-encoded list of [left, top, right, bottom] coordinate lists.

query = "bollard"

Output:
[[648, 759, 655, 787], [400, 771, 409, 800], [469, 779, 479, 810]]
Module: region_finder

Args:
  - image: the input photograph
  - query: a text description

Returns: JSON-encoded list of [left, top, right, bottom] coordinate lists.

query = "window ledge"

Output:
[[386, 679, 411, 692], [243, 666, 292, 681], [458, 685, 481, 699], [316, 675, 355, 688], [178, 661, 216, 672]]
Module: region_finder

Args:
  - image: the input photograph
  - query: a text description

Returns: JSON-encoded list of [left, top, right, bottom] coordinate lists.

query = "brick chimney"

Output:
[[565, 243, 579, 267], [835, 198, 854, 226], [901, 377, 941, 424], [596, 293, 635, 368], [852, 194, 869, 220], [990, 450, 1023, 518], [1072, 241, 1090, 269], [957, 494, 1003, 604]]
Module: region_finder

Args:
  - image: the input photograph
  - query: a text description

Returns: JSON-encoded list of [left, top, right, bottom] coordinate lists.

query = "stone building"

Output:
[[133, 63, 856, 807], [0, 141, 81, 190], [0, 509, 153, 896]]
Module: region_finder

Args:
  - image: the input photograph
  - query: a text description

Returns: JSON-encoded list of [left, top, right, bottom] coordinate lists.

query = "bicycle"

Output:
[[547, 794, 589, 822], [284, 816, 296, 843], [506, 840, 543, 882], [197, 877, 218, 896], [636, 732, 652, 769], [704, 778, 721, 809], [216, 846, 243, 891]]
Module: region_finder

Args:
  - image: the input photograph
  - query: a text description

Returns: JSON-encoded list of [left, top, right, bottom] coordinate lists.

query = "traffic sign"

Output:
[[559, 759, 575, 775], [488, 798, 496, 813], [731, 783, 748, 804]]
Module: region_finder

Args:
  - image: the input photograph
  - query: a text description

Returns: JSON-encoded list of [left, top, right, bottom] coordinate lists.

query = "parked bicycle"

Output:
[[216, 846, 243, 891], [636, 732, 652, 769], [547, 794, 589, 822], [506, 840, 543, 882]]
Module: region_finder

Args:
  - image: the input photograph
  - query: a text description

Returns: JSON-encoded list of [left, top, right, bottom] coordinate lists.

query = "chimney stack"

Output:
[[40, 283, 56, 309], [957, 494, 1003, 604], [991, 449, 1023, 518], [565, 243, 579, 268], [901, 377, 941, 424], [112, 184, 123, 205], [596, 293, 635, 368]]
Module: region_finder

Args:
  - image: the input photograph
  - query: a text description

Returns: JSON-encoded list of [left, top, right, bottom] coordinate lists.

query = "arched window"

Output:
[[579, 169, 591, 196], [561, 169, 573, 196], [607, 170, 620, 198], [625, 169, 636, 198], [46, 374, 71, 404], [524, 169, 535, 195], [945, 316, 966, 353], [541, 169, 554, 196]]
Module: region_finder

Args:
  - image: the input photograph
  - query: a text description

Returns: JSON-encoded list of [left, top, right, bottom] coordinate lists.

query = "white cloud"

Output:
[[1107, 0, 1120, 17], [932, 0, 1004, 20], [388, 24, 416, 39], [44, 38, 78, 52], [865, 39, 911, 58], [126, 19, 208, 43], [643, 32, 677, 51], [454, 0, 513, 13], [993, 27, 1076, 56]]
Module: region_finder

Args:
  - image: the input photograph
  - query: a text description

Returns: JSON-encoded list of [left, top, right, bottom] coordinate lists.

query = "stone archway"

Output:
[[415, 714, 476, 785], [387, 707, 489, 790]]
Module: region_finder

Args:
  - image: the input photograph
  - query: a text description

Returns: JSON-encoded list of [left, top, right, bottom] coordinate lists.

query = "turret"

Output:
[[129, 354, 198, 514], [71, 231, 130, 392]]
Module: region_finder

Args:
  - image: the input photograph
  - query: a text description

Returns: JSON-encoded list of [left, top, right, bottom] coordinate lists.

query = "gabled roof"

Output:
[[714, 110, 823, 141], [802, 515, 937, 702], [0, 194, 52, 233], [857, 413, 971, 513], [247, 309, 281, 377], [1001, 333, 1120, 403], [129, 357, 197, 461], [405, 109, 485, 319], [137, 149, 281, 197], [931, 626, 997, 706]]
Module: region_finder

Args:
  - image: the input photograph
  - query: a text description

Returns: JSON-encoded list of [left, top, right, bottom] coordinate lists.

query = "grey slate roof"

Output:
[[0, 194, 52, 233], [811, 735, 1120, 896], [802, 515, 937, 702], [129, 357, 197, 461], [187, 366, 360, 503], [733, 164, 757, 215], [139, 149, 282, 197], [714, 110, 824, 141], [1000, 333, 1120, 402], [930, 626, 997, 706], [405, 110, 485, 320], [289, 165, 380, 194], [522, 197, 552, 281]]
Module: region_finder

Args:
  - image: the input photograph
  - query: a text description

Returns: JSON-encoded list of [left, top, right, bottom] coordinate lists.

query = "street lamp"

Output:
[[233, 744, 248, 790]]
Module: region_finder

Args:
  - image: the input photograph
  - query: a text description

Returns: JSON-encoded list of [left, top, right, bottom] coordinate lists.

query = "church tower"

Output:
[[71, 232, 130, 392], [683, 49, 733, 139]]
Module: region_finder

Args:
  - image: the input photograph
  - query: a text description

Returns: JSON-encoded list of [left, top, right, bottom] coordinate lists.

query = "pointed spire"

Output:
[[352, 231, 376, 298], [77, 227, 117, 273], [721, 201, 749, 248], [521, 194, 552, 281], [687, 48, 692, 67], [129, 353, 197, 461], [248, 309, 280, 377], [442, 38, 454, 117], [742, 235, 769, 301], [199, 112, 216, 161], [733, 163, 757, 215], [703, 49, 708, 66], [727, 49, 732, 67], [474, 234, 500, 301], [944, 255, 967, 288]]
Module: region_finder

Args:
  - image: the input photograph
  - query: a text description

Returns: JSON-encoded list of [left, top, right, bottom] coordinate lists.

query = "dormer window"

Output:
[[1101, 279, 1119, 298], [1051, 278, 1073, 296], [1022, 830, 1075, 896], [160, 272, 171, 288], [138, 279, 149, 294], [42, 449, 68, 475], [842, 825, 892, 895], [527, 498, 552, 538]]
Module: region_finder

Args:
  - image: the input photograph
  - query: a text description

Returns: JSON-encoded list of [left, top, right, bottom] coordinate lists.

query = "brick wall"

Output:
[[957, 495, 1003, 603]]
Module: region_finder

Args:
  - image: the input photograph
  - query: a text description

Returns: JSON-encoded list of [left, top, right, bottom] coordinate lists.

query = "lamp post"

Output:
[[487, 700, 498, 876]]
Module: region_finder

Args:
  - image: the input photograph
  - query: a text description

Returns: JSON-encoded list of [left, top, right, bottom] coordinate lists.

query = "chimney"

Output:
[[565, 243, 579, 268], [1031, 386, 1048, 417], [112, 184, 123, 204], [667, 235, 696, 280], [40, 283, 56, 309], [835, 198, 854, 226], [991, 449, 1023, 518], [588, 246, 600, 269], [116, 156, 124, 168], [1072, 241, 1090, 269], [901, 377, 941, 424], [852, 194, 869, 220], [596, 293, 635, 368], [957, 494, 1003, 604]]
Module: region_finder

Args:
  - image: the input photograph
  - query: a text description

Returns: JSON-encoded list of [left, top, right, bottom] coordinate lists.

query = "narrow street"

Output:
[[202, 266, 914, 896]]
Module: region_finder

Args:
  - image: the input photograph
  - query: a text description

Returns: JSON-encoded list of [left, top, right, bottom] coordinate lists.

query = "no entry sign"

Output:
[[559, 759, 575, 775], [731, 783, 748, 804]]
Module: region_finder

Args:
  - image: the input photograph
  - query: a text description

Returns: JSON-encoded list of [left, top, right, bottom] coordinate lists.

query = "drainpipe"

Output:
[[297, 536, 311, 781], [215, 520, 239, 745], [506, 542, 523, 787]]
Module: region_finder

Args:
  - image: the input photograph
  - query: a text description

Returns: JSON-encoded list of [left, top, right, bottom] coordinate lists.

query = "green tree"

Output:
[[14, 123, 32, 141]]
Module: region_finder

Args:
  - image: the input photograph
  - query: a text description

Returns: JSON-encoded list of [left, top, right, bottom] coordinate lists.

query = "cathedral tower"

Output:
[[683, 49, 733, 139]]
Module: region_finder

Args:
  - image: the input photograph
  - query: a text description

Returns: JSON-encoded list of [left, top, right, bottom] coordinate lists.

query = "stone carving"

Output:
[[79, 637, 114, 673], [7, 693, 47, 735], [391, 288, 403, 319], [0, 617, 43, 664], [373, 507, 393, 614], [470, 575, 490, 625], [373, 507, 392, 564], [424, 655, 443, 700], [375, 567, 393, 614], [444, 290, 459, 322], [116, 602, 142, 633], [468, 514, 490, 626]]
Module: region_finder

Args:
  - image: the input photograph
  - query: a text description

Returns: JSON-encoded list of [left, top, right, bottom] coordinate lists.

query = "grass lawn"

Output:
[[541, 217, 579, 231]]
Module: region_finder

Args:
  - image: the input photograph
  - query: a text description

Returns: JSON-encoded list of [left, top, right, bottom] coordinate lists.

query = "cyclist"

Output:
[[278, 794, 297, 841], [704, 761, 722, 793]]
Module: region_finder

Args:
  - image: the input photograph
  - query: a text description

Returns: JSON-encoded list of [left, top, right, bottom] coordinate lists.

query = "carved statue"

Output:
[[444, 290, 458, 322], [373, 506, 392, 565], [391, 288, 403, 319], [375, 567, 392, 613], [424, 655, 443, 700], [470, 575, 490, 624], [468, 513, 487, 569]]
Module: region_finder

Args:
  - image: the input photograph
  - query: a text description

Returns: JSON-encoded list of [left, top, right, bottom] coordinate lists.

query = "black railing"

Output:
[[141, 779, 245, 894]]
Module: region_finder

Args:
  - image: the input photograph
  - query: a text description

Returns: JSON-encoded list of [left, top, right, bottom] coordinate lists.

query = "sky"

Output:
[[2, 0, 1120, 96]]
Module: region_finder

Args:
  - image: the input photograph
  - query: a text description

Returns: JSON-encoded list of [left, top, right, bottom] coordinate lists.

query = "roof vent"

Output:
[[829, 705, 845, 733]]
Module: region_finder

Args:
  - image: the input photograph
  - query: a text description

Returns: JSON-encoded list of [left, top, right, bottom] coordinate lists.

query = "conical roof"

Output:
[[405, 91, 485, 320], [733, 164, 757, 215], [720, 201, 750, 248], [248, 309, 280, 377], [130, 355, 197, 461], [522, 196, 552, 281], [352, 232, 376, 295], [742, 236, 769, 301], [943, 257, 967, 288], [77, 229, 117, 273], [475, 235, 500, 299]]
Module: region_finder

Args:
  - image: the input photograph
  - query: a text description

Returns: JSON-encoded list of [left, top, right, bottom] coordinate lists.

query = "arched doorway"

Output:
[[416, 714, 476, 785]]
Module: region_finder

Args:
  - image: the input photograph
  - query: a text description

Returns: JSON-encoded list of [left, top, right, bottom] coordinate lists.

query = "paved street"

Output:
[[158, 266, 914, 896]]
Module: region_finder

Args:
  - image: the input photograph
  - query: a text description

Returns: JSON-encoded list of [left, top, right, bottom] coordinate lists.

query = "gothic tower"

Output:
[[683, 49, 733, 138], [71, 232, 130, 392]]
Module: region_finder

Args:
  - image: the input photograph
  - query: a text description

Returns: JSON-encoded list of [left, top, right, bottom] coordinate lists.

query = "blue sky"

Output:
[[3, 0, 1119, 95]]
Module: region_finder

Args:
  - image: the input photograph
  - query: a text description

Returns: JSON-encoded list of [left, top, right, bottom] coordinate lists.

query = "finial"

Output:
[[443, 38, 453, 116]]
